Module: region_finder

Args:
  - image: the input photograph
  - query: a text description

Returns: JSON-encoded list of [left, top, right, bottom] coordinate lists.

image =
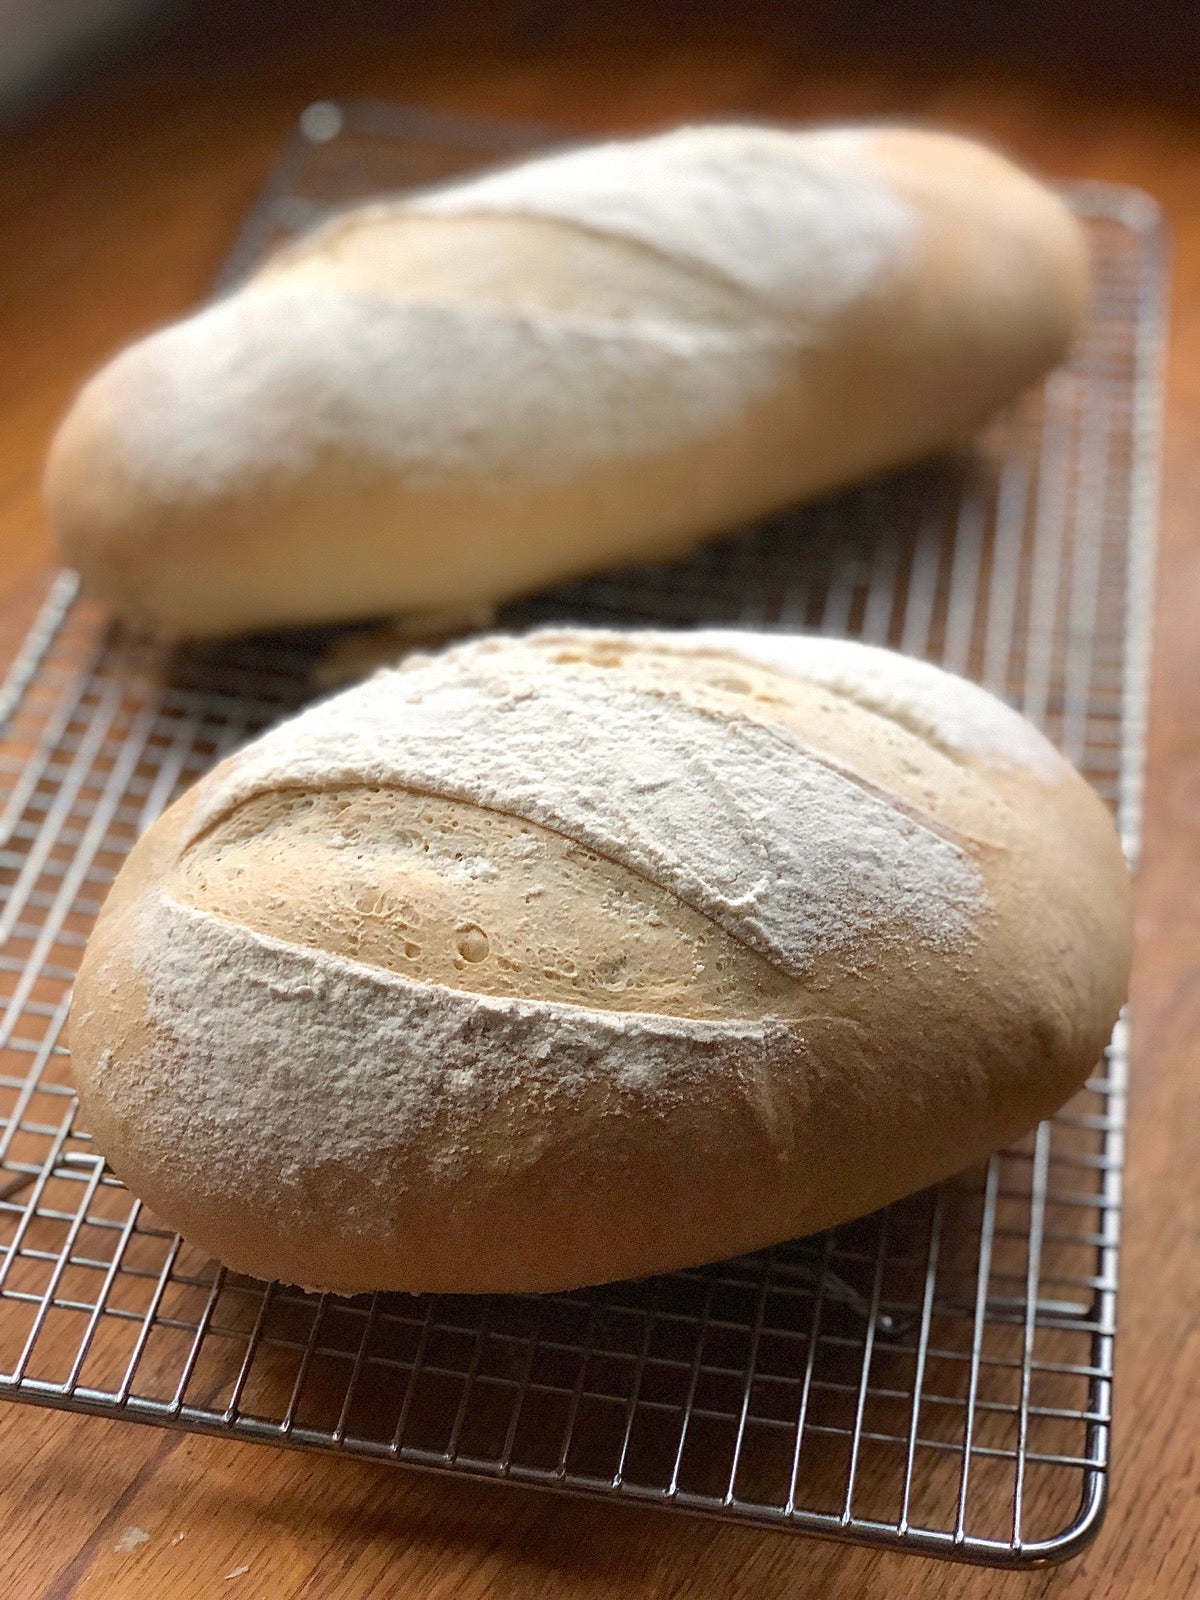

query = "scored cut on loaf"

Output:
[[69, 628, 1133, 1294], [46, 122, 1088, 638]]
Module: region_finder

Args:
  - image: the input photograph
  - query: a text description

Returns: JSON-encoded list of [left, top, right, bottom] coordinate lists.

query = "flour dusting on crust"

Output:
[[185, 632, 986, 978], [416, 124, 914, 312], [528, 628, 1064, 780], [126, 893, 792, 1194], [88, 124, 914, 506]]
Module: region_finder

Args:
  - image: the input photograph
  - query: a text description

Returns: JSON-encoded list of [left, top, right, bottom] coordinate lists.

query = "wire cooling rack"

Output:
[[0, 102, 1163, 1569]]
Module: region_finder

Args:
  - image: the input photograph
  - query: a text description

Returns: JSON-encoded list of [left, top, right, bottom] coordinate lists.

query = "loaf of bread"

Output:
[[69, 629, 1132, 1293], [46, 123, 1088, 639]]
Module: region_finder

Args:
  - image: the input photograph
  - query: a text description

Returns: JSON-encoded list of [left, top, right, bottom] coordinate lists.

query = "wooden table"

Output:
[[1, 7, 1196, 1597]]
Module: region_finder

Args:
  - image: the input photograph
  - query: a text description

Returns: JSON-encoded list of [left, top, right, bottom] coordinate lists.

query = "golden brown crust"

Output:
[[68, 632, 1132, 1293]]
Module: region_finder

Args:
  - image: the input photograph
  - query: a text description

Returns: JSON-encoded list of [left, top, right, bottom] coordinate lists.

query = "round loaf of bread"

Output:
[[46, 122, 1088, 638], [69, 629, 1132, 1293]]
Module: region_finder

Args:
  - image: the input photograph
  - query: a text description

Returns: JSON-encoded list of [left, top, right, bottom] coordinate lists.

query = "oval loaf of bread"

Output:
[[69, 629, 1133, 1294], [47, 123, 1088, 638]]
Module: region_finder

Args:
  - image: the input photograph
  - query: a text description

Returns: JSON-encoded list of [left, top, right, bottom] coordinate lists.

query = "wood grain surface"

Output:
[[1, 6, 1197, 1596]]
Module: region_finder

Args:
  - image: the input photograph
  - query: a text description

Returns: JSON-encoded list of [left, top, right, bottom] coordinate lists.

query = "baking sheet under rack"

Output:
[[0, 102, 1162, 1569]]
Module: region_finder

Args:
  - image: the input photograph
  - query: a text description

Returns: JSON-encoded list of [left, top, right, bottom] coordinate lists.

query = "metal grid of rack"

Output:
[[0, 103, 1163, 1568]]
